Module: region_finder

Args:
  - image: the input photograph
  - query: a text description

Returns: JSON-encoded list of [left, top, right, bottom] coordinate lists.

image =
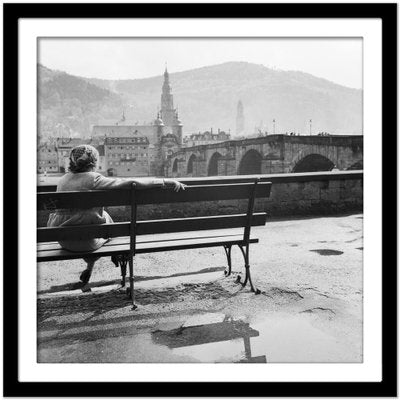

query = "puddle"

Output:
[[250, 315, 358, 362], [151, 313, 358, 363], [38, 312, 359, 363], [310, 249, 344, 256], [152, 314, 266, 363]]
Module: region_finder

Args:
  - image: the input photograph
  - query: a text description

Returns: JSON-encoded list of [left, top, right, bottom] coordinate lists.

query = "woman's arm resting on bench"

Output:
[[93, 174, 186, 192]]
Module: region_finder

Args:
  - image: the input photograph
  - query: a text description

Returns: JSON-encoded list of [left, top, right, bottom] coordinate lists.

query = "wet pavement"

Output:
[[37, 214, 363, 363]]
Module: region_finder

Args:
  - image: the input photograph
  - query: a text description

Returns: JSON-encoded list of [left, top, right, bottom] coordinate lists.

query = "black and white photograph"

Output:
[[3, 3, 396, 397]]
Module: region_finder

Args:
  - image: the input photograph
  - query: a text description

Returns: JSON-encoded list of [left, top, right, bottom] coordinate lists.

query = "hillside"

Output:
[[38, 62, 362, 138], [38, 64, 124, 138]]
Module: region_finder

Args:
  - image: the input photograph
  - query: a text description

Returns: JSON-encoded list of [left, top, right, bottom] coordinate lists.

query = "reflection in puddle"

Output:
[[310, 249, 344, 256], [152, 314, 267, 363], [39, 312, 359, 363], [150, 312, 359, 363]]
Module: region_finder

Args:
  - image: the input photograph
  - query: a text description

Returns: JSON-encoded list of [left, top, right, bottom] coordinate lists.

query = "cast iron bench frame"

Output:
[[37, 178, 272, 309]]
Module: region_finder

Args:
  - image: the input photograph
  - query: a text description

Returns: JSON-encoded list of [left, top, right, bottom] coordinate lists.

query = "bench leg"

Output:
[[111, 255, 128, 287], [237, 244, 261, 295], [128, 256, 137, 310], [223, 245, 233, 276]]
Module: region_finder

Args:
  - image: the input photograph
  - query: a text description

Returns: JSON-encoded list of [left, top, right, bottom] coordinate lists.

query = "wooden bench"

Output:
[[37, 178, 272, 309]]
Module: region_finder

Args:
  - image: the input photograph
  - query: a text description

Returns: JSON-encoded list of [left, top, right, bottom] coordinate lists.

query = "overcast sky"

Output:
[[39, 38, 362, 89]]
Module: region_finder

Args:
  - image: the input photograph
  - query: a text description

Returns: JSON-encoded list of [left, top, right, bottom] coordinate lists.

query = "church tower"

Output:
[[153, 66, 183, 175], [160, 66, 176, 126], [236, 100, 245, 135]]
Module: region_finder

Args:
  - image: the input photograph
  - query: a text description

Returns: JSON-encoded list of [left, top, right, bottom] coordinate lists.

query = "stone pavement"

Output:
[[37, 214, 363, 363]]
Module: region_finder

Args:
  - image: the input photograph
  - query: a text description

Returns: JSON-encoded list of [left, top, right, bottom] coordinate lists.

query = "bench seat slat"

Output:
[[37, 182, 272, 210], [37, 213, 267, 242], [37, 234, 259, 262], [37, 230, 245, 250]]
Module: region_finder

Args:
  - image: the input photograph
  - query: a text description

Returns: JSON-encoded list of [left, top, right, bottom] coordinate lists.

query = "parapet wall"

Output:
[[261, 171, 362, 217], [37, 171, 363, 226], [136, 171, 363, 219]]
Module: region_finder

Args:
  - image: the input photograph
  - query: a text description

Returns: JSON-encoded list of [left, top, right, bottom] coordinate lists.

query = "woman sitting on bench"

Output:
[[47, 144, 186, 288]]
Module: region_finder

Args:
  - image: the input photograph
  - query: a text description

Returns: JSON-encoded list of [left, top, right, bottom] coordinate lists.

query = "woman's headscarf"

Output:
[[69, 145, 99, 173]]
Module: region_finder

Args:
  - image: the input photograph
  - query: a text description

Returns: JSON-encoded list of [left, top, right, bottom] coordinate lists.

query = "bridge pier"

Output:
[[193, 160, 207, 177], [218, 158, 237, 176], [177, 159, 186, 177], [261, 160, 292, 174]]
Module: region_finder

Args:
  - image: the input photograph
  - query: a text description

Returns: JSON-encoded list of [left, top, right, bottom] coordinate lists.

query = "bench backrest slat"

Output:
[[37, 212, 268, 242], [37, 182, 272, 210], [37, 175, 272, 193]]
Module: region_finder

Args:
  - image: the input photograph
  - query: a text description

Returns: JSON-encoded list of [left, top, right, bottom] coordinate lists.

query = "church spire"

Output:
[[164, 62, 169, 81], [236, 100, 245, 135], [161, 64, 174, 125]]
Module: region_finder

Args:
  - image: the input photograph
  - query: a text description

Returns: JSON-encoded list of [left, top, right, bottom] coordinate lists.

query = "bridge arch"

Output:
[[207, 152, 223, 176], [187, 154, 197, 174], [172, 158, 178, 173], [292, 154, 335, 173], [238, 149, 262, 175]]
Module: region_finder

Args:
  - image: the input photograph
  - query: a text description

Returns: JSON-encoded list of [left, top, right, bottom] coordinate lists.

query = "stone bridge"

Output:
[[165, 134, 363, 177]]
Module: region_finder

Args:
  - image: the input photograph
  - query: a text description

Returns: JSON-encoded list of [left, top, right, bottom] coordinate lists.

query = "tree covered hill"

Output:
[[38, 62, 362, 138], [38, 64, 124, 138]]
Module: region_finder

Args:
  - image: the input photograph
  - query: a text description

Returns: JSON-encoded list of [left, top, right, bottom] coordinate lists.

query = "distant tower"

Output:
[[160, 66, 175, 126], [236, 100, 245, 135], [159, 65, 182, 144]]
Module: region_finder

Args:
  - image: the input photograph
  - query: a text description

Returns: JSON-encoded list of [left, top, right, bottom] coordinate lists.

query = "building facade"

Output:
[[183, 129, 231, 147], [104, 136, 150, 177], [91, 67, 183, 176], [37, 143, 58, 173], [38, 68, 187, 177]]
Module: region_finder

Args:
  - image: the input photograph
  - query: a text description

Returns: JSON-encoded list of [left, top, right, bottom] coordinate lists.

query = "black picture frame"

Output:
[[3, 2, 397, 397]]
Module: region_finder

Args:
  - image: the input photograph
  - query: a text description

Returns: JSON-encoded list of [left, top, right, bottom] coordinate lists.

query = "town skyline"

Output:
[[38, 60, 362, 138]]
